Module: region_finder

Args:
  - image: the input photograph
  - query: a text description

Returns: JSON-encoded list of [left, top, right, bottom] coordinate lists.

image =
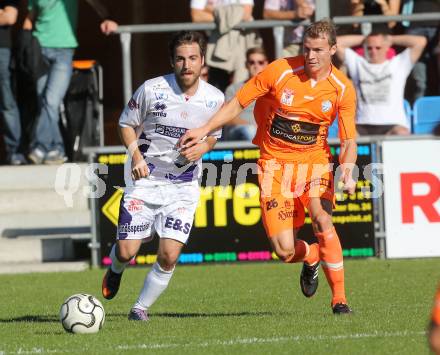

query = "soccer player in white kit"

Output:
[[102, 31, 224, 321]]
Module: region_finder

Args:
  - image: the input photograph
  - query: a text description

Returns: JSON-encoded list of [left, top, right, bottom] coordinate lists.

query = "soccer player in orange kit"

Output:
[[180, 19, 357, 314]]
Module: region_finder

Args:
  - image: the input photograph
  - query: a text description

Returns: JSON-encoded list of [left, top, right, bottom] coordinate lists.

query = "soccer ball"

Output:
[[59, 294, 105, 334]]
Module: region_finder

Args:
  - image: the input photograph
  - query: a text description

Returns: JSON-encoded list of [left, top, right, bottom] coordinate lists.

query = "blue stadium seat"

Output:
[[412, 96, 440, 134]]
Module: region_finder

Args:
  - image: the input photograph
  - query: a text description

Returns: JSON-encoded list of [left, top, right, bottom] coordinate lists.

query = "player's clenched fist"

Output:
[[340, 167, 356, 195], [131, 155, 149, 180]]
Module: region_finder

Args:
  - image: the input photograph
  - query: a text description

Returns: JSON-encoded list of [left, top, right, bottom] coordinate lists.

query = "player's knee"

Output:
[[157, 251, 179, 271], [116, 244, 136, 262], [273, 246, 295, 263], [311, 211, 332, 232]]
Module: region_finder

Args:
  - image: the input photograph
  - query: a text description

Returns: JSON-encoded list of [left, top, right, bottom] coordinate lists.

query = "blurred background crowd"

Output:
[[1, 0, 440, 165]]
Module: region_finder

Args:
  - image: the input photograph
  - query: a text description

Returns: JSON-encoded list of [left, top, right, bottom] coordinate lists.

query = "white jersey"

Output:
[[344, 48, 413, 127], [119, 73, 224, 187]]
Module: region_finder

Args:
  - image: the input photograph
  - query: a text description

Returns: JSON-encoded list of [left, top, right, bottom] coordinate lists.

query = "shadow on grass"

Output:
[[0, 315, 59, 323], [106, 311, 274, 319]]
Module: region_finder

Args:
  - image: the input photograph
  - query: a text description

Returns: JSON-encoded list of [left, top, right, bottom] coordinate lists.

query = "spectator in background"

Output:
[[351, 0, 400, 34], [0, 0, 26, 165], [263, 0, 315, 58], [25, 0, 118, 165], [190, 0, 261, 92], [401, 0, 440, 102], [336, 32, 426, 135], [224, 47, 268, 141]]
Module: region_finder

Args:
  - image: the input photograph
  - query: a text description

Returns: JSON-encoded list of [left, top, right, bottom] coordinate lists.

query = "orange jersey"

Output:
[[236, 56, 357, 160]]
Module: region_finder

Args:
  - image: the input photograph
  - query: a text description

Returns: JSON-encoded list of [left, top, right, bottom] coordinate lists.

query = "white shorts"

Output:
[[116, 183, 200, 244]]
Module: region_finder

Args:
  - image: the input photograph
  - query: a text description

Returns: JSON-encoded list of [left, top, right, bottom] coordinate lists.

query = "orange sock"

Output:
[[315, 227, 346, 306], [285, 239, 319, 264]]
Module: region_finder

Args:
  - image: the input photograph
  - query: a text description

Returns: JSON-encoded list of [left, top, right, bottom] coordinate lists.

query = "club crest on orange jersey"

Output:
[[321, 100, 332, 113], [280, 88, 294, 106]]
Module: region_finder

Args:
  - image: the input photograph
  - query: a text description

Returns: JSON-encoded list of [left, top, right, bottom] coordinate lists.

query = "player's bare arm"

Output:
[[118, 126, 148, 181], [180, 136, 217, 162], [191, 7, 214, 22], [335, 35, 364, 62], [338, 138, 357, 195], [390, 35, 427, 64], [180, 97, 244, 148]]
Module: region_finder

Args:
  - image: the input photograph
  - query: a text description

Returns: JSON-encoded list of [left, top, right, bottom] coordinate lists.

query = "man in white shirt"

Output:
[[102, 31, 224, 321], [336, 32, 426, 135]]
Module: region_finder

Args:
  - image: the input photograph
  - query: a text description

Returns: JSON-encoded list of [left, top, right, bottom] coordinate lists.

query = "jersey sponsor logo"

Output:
[[278, 209, 298, 220], [154, 92, 168, 101], [270, 115, 319, 145], [180, 111, 188, 119], [127, 199, 143, 212], [155, 124, 187, 138], [291, 123, 301, 133], [280, 88, 294, 106], [164, 217, 191, 234], [153, 101, 167, 117], [128, 98, 139, 111], [118, 222, 149, 235], [321, 100, 332, 113], [206, 100, 217, 109]]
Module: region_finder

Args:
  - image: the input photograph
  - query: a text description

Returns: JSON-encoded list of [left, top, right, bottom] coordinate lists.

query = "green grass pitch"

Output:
[[0, 258, 438, 354]]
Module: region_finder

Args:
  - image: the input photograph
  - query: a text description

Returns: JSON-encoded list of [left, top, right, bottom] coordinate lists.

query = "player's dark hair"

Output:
[[303, 18, 337, 47], [169, 31, 207, 60]]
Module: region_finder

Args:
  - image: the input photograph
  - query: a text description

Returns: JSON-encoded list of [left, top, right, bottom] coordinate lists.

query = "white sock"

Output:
[[109, 244, 128, 274], [133, 262, 174, 311]]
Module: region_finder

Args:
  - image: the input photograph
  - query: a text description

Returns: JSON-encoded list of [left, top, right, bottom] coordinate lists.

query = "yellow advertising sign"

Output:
[[101, 188, 123, 226]]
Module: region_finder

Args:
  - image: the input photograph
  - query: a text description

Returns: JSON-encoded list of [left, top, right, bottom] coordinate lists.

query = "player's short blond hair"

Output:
[[303, 18, 337, 47]]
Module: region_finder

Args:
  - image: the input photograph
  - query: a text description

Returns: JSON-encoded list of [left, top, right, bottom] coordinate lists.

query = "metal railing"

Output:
[[115, 12, 440, 104]]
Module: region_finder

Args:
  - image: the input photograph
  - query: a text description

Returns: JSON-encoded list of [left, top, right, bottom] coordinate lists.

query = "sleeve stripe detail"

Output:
[[275, 66, 304, 86], [330, 73, 346, 100]]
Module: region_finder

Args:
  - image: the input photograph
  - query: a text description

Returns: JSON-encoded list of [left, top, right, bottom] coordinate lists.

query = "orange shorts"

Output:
[[257, 149, 334, 237]]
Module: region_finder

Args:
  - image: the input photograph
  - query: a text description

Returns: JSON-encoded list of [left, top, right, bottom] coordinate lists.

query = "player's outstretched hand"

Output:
[[340, 169, 356, 195], [179, 127, 208, 149], [131, 155, 149, 180], [180, 141, 208, 162]]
